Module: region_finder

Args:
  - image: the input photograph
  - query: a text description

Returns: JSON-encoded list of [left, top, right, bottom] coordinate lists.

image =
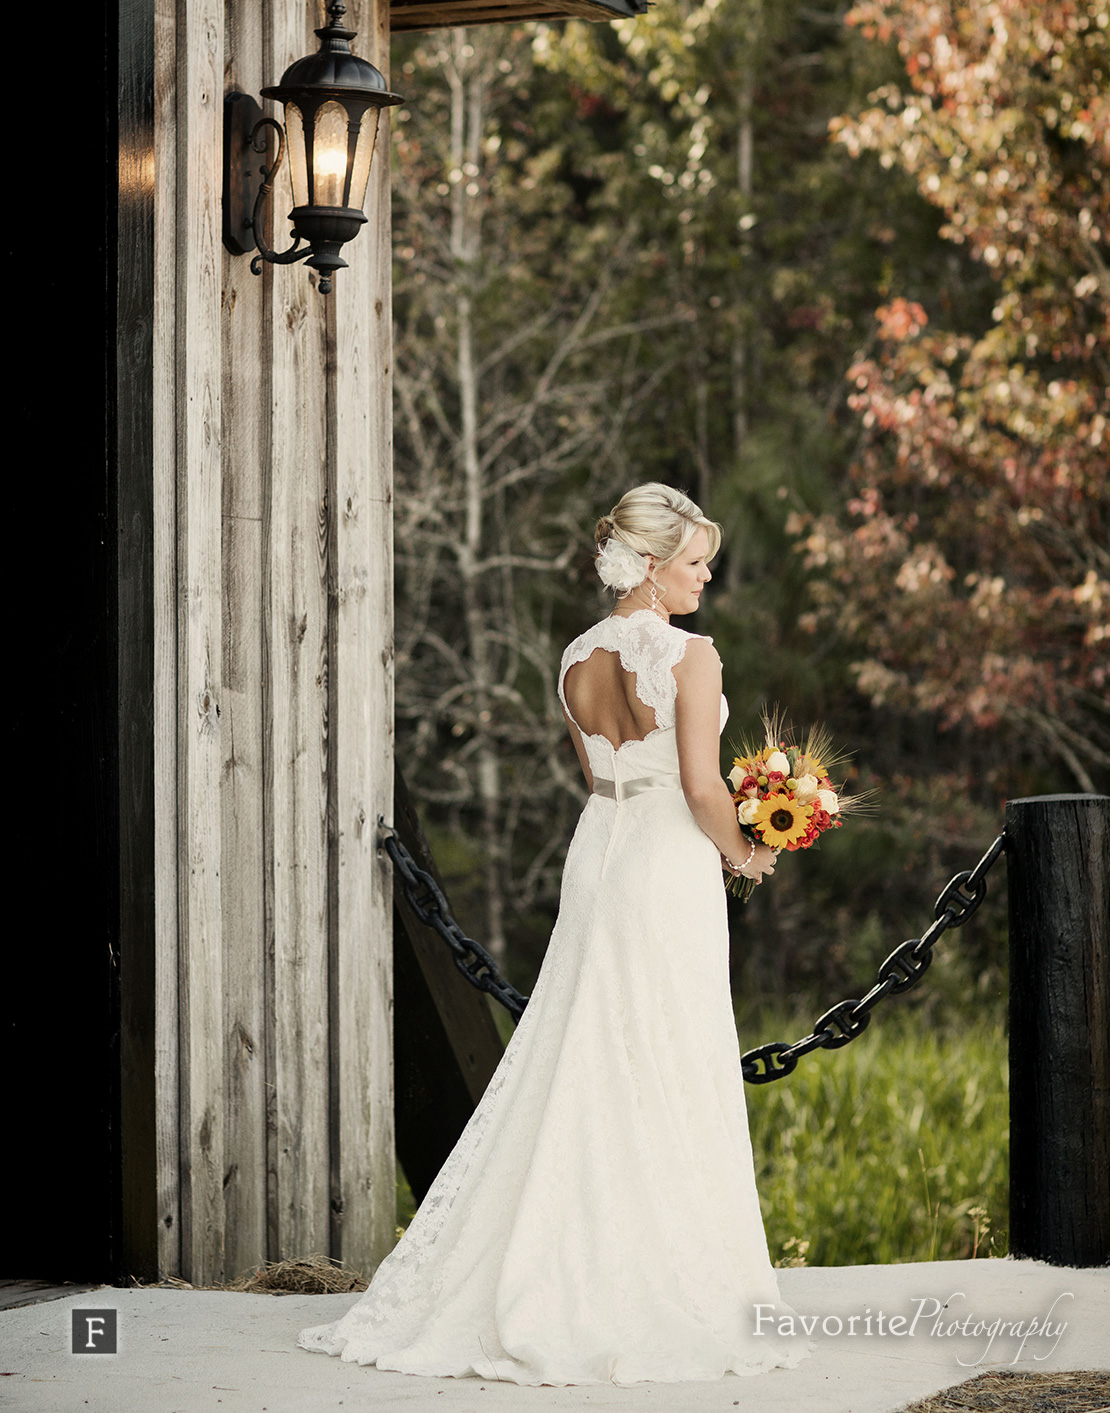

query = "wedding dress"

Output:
[[297, 608, 810, 1385]]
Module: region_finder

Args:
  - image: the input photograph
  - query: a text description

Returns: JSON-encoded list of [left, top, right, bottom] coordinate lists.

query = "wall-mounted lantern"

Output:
[[224, 3, 404, 293]]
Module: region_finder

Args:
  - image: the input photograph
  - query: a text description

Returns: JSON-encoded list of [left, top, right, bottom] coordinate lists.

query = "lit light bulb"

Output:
[[315, 145, 348, 206]]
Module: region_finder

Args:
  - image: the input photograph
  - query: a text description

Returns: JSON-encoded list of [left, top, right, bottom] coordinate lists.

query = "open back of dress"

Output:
[[557, 609, 727, 793], [297, 608, 809, 1385], [562, 648, 660, 750]]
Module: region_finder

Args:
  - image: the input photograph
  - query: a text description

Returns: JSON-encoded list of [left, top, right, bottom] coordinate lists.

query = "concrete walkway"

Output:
[[2, 1259, 1106, 1413]]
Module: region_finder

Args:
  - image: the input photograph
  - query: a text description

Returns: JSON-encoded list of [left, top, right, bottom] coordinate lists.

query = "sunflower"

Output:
[[754, 791, 813, 848]]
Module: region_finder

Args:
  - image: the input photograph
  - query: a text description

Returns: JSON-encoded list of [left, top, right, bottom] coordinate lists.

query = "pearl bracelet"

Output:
[[725, 837, 757, 874]]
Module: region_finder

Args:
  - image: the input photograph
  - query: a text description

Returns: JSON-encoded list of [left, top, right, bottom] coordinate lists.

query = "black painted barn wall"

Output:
[[1, 0, 122, 1282]]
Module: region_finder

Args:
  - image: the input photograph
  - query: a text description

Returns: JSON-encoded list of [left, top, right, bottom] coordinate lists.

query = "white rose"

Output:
[[766, 750, 790, 776], [817, 788, 840, 814], [737, 798, 761, 825], [595, 537, 648, 594], [794, 773, 820, 804], [728, 765, 746, 791]]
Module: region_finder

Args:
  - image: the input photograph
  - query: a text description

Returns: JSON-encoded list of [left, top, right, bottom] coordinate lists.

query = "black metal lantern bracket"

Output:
[[224, 96, 303, 270], [222, 3, 403, 294]]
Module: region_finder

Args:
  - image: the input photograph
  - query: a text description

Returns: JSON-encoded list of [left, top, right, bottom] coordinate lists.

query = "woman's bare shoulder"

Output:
[[672, 632, 722, 678]]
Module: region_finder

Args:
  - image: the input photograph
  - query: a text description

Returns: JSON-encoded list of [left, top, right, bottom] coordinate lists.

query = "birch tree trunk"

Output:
[[449, 34, 505, 961], [732, 62, 754, 466]]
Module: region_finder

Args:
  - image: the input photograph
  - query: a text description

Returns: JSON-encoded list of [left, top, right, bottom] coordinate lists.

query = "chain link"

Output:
[[740, 831, 1007, 1083], [382, 826, 531, 1023], [382, 819, 1006, 1085]]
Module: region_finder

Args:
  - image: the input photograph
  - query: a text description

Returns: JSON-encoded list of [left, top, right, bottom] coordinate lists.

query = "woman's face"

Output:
[[651, 525, 712, 616]]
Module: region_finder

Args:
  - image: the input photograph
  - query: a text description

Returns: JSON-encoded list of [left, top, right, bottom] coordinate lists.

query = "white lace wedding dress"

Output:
[[297, 609, 810, 1385]]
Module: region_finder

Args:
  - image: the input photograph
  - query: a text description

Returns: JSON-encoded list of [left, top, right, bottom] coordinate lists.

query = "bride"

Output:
[[297, 482, 811, 1385]]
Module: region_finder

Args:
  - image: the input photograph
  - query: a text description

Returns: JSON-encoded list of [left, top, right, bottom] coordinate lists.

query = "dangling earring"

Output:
[[649, 574, 659, 616]]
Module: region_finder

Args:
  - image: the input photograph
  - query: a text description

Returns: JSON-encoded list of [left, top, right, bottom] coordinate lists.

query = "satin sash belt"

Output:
[[592, 772, 682, 803]]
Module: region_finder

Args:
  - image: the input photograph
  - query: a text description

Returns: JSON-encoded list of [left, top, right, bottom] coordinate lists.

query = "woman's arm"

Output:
[[673, 639, 776, 882]]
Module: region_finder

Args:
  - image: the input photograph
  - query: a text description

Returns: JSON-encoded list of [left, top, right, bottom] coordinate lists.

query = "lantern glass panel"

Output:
[[285, 103, 309, 208], [313, 101, 350, 207], [347, 108, 381, 212]]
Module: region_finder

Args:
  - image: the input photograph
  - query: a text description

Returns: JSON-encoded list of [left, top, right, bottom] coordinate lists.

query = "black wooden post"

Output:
[[1007, 793, 1110, 1267]]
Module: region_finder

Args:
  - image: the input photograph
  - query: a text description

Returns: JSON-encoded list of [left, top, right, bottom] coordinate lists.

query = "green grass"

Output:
[[396, 1166, 417, 1235], [740, 1005, 1009, 1267]]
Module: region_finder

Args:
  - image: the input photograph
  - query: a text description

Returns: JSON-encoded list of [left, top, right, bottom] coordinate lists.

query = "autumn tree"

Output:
[[796, 0, 1110, 791]]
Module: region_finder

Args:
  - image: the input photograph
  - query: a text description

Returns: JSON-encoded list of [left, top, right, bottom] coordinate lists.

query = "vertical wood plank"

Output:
[[119, 0, 161, 1284], [176, 0, 227, 1285], [330, 0, 396, 1273], [152, 0, 181, 1281], [267, 0, 333, 1263], [221, 0, 270, 1281]]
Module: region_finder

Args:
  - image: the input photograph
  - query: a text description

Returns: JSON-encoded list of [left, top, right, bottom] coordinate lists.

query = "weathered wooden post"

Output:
[[112, 0, 398, 1287], [1007, 793, 1110, 1267]]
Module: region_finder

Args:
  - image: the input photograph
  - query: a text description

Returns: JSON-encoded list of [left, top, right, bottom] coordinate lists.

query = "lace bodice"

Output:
[[558, 610, 728, 782]]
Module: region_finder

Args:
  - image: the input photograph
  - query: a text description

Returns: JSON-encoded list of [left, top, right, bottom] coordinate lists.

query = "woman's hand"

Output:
[[722, 843, 778, 883]]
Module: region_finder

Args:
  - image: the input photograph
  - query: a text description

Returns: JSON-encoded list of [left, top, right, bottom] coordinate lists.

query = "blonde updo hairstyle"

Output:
[[594, 483, 721, 596]]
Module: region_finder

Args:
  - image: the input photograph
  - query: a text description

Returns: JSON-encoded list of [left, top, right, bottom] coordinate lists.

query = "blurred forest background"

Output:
[[387, 0, 1109, 1030]]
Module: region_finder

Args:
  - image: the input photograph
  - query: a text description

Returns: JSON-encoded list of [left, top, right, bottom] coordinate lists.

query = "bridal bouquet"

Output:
[[725, 712, 859, 900]]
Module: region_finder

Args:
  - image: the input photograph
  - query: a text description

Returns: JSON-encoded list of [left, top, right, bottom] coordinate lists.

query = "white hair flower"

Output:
[[595, 537, 649, 594]]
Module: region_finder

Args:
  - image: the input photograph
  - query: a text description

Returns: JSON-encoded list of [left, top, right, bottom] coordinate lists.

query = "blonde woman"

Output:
[[299, 483, 809, 1385]]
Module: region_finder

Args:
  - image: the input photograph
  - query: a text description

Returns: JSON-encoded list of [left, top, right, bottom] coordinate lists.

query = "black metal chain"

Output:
[[383, 821, 1006, 1084], [739, 831, 1007, 1083], [382, 827, 531, 1023]]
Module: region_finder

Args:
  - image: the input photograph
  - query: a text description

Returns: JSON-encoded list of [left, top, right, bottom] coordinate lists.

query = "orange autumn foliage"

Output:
[[795, 0, 1109, 789]]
